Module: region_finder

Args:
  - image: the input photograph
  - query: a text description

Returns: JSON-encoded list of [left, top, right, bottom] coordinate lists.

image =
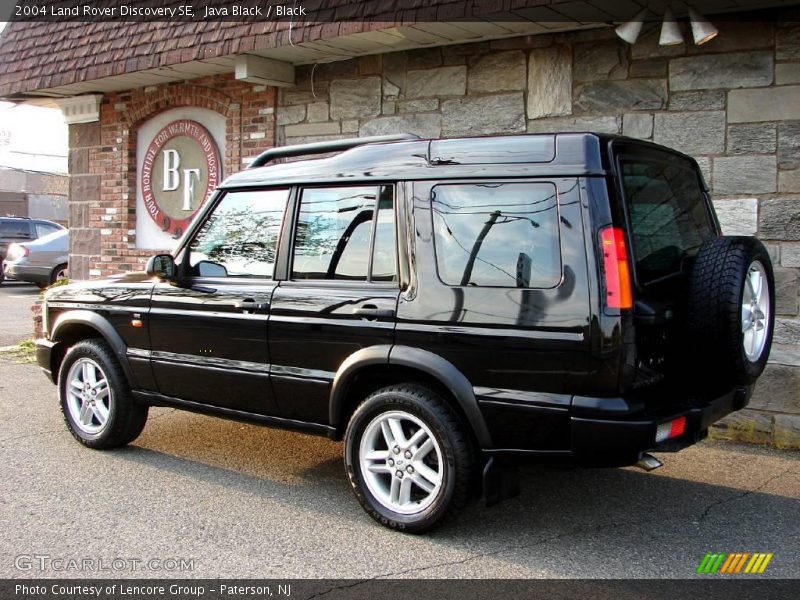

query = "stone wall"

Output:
[[276, 17, 800, 447], [69, 74, 276, 279]]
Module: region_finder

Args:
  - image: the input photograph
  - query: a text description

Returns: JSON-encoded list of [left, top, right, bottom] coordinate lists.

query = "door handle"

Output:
[[236, 299, 268, 312], [353, 305, 395, 319]]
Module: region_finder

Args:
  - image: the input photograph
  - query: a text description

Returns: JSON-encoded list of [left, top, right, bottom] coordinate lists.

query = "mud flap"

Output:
[[482, 456, 520, 507]]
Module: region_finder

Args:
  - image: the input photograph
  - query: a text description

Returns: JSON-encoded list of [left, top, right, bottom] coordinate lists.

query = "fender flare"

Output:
[[389, 345, 492, 448], [329, 345, 392, 428], [329, 344, 492, 448], [51, 310, 136, 385]]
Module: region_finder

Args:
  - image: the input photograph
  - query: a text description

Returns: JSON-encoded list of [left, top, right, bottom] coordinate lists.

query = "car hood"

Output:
[[45, 270, 154, 302]]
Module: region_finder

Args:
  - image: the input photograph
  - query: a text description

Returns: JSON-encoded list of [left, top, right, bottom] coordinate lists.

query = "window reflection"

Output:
[[622, 160, 715, 284], [292, 185, 397, 282], [431, 183, 561, 288], [189, 189, 288, 278], [371, 186, 397, 282]]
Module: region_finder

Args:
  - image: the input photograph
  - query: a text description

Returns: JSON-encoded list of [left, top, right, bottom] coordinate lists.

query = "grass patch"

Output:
[[0, 339, 37, 364]]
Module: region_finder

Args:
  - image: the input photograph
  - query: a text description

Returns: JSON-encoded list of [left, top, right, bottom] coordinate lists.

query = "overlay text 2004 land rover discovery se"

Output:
[[36, 133, 775, 532]]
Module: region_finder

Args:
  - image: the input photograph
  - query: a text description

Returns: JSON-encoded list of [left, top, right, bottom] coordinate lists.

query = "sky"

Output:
[[0, 21, 69, 173]]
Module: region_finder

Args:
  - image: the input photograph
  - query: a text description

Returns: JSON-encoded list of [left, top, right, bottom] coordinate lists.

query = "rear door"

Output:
[[612, 145, 719, 389], [268, 184, 399, 424], [148, 188, 289, 415]]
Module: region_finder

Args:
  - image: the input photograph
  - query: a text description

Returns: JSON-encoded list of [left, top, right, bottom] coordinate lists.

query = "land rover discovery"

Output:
[[36, 133, 775, 532]]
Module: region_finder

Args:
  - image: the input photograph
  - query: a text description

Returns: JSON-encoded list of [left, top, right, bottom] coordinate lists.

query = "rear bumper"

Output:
[[35, 338, 57, 383], [570, 386, 752, 466], [482, 385, 751, 468], [4, 263, 49, 285]]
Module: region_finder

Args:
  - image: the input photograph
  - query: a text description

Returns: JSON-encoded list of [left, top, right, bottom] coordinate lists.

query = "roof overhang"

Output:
[[4, 0, 795, 103]]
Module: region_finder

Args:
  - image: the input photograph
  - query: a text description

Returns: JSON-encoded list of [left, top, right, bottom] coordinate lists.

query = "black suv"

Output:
[[36, 133, 775, 532], [0, 216, 65, 285]]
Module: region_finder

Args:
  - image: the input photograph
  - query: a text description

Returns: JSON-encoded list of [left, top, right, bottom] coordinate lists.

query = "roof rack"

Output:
[[248, 133, 420, 168]]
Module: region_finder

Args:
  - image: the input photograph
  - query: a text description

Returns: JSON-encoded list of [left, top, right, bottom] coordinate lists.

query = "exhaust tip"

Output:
[[636, 453, 663, 472]]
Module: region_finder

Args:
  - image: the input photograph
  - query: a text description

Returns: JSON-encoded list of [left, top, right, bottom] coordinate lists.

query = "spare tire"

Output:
[[687, 236, 774, 386]]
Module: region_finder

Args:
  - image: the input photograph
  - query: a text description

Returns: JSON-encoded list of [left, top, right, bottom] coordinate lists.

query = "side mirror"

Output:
[[146, 254, 176, 280]]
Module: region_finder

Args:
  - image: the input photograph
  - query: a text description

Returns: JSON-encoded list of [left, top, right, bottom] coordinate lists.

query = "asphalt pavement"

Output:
[[0, 281, 39, 346], [0, 284, 798, 579]]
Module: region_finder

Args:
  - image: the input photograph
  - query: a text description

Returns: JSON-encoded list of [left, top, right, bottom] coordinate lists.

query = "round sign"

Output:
[[140, 119, 221, 238]]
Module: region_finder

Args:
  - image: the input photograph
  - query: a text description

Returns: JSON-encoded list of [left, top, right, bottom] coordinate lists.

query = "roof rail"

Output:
[[248, 133, 420, 168]]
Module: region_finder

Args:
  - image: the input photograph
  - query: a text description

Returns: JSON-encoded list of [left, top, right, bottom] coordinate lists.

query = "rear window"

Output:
[[0, 220, 31, 238], [620, 158, 716, 285]]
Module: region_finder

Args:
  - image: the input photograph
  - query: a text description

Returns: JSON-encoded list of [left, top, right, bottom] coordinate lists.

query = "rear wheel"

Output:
[[688, 236, 775, 385], [50, 263, 68, 285], [58, 339, 148, 449], [344, 385, 475, 532]]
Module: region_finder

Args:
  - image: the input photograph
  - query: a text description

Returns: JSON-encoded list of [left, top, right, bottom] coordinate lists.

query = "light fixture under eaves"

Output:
[[659, 6, 684, 46], [688, 6, 719, 45], [615, 8, 648, 45]]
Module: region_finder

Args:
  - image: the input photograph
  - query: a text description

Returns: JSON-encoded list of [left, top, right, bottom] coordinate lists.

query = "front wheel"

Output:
[[344, 385, 475, 532], [58, 339, 148, 449]]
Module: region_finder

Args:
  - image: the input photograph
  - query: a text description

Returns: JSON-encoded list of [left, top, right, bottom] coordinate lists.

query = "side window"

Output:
[[188, 189, 289, 278], [371, 186, 397, 282], [292, 185, 396, 282], [35, 223, 61, 238], [431, 182, 561, 288]]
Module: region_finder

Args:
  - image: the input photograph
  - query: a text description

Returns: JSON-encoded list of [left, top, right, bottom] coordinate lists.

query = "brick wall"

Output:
[[275, 18, 800, 447], [68, 73, 276, 278]]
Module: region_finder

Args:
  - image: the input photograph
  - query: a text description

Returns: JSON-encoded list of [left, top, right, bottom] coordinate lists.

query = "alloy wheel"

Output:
[[65, 358, 112, 435], [359, 410, 444, 515]]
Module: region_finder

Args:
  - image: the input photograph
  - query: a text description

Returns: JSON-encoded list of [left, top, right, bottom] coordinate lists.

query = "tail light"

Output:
[[600, 226, 633, 310], [6, 243, 29, 261], [655, 416, 687, 443]]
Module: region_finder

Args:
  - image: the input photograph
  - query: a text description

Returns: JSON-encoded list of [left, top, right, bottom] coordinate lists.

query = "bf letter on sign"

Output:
[[162, 149, 202, 211]]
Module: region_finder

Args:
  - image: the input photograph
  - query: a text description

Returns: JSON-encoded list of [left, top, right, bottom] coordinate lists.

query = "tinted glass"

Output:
[[371, 185, 397, 282], [0, 220, 31, 237], [621, 159, 716, 285], [431, 183, 561, 288], [188, 189, 289, 278], [292, 186, 377, 281]]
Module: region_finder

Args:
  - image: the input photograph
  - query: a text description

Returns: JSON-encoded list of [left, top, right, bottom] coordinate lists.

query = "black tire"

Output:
[[49, 263, 68, 286], [58, 339, 148, 449], [687, 236, 775, 385], [344, 384, 475, 533]]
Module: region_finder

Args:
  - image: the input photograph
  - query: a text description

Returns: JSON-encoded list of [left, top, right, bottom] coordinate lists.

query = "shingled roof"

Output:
[[0, 0, 787, 99], [0, 20, 302, 96]]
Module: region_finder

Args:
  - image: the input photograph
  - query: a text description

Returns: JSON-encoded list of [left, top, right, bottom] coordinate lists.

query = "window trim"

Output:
[[288, 183, 399, 286], [428, 180, 564, 290]]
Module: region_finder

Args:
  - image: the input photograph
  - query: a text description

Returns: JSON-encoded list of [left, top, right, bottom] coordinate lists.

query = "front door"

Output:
[[148, 188, 289, 415], [269, 184, 399, 424]]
